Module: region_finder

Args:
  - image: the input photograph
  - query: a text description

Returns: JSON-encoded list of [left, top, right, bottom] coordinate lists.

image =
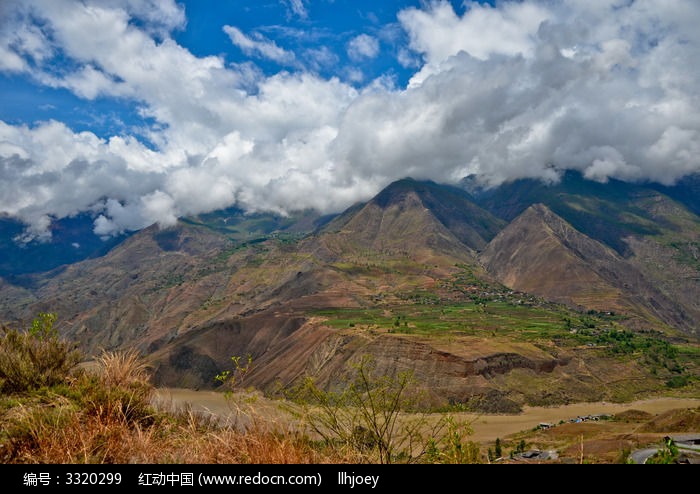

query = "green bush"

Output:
[[288, 355, 479, 464], [646, 438, 679, 464], [0, 313, 81, 393], [666, 375, 690, 388], [425, 416, 480, 464]]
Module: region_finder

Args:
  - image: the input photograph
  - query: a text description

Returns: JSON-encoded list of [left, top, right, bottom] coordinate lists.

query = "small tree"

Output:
[[214, 354, 255, 429], [425, 416, 480, 464], [290, 355, 478, 464], [494, 437, 502, 458]]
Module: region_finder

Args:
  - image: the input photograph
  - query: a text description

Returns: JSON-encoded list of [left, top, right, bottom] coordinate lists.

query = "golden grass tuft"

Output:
[[0, 347, 352, 464], [95, 348, 152, 389]]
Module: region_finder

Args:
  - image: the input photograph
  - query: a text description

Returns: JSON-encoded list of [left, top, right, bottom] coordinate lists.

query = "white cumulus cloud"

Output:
[[224, 25, 297, 65], [0, 0, 699, 243], [347, 34, 380, 61]]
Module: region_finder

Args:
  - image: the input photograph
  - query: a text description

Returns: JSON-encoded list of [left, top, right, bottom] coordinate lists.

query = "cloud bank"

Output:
[[1, 0, 700, 241]]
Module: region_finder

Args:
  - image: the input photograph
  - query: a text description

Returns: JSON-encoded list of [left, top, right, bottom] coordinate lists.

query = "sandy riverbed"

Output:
[[153, 388, 700, 444]]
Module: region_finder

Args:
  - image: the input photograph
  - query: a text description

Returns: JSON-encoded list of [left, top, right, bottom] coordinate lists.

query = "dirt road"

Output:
[[457, 398, 700, 443]]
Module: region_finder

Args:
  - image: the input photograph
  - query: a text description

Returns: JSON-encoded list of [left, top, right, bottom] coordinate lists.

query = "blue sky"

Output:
[[0, 1, 358, 138], [1, 0, 699, 242], [2, 0, 474, 141]]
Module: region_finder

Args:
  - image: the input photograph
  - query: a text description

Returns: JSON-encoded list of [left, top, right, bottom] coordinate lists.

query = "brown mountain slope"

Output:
[[3, 223, 235, 354], [148, 185, 502, 393], [310, 189, 478, 267], [315, 178, 505, 260], [1, 181, 697, 411], [2, 180, 500, 387], [621, 194, 700, 337], [98, 194, 698, 409], [478, 204, 693, 332]]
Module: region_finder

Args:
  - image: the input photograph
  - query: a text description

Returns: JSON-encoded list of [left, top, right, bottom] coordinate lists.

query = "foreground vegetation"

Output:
[[2, 313, 697, 464], [0, 314, 481, 464]]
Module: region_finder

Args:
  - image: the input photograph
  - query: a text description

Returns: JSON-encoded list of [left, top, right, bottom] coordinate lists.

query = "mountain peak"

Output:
[[523, 202, 550, 216], [371, 178, 438, 208], [362, 178, 506, 250]]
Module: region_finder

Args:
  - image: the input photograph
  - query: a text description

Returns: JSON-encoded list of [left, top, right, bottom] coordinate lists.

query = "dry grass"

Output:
[[0, 314, 81, 393], [4, 405, 347, 464], [95, 349, 152, 390], [3, 347, 697, 464], [0, 347, 475, 464], [0, 349, 353, 464]]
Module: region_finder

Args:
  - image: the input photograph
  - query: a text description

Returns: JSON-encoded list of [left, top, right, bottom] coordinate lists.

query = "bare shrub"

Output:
[[0, 313, 81, 393]]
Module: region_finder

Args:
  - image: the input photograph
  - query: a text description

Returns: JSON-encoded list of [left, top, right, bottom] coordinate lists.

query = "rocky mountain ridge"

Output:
[[1, 174, 699, 411]]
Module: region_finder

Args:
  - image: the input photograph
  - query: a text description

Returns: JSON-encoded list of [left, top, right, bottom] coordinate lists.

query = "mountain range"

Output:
[[1, 171, 698, 412]]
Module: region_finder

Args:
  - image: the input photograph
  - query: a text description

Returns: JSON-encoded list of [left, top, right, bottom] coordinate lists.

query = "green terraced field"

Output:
[[312, 300, 621, 342], [312, 298, 698, 387]]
